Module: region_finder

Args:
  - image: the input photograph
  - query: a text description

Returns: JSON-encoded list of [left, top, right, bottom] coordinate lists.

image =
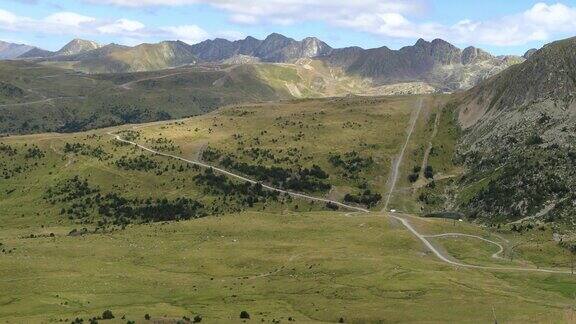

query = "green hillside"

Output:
[[0, 61, 290, 135]]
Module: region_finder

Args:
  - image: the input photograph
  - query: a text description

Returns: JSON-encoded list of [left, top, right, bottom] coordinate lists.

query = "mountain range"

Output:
[[190, 33, 333, 62], [1, 34, 529, 91]]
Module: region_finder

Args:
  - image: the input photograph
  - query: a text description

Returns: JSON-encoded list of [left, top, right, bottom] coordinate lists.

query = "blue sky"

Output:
[[1, 0, 576, 55]]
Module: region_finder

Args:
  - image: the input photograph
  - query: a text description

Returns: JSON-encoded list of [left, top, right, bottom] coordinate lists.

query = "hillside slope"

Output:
[[0, 61, 291, 134], [454, 37, 576, 227]]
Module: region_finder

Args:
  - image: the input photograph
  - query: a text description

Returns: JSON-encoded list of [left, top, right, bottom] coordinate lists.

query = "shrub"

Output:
[[102, 310, 114, 320], [326, 202, 339, 210], [526, 134, 544, 145], [424, 166, 434, 179]]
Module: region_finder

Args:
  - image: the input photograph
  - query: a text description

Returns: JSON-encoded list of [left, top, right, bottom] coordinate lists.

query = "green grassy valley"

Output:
[[1, 94, 576, 322]]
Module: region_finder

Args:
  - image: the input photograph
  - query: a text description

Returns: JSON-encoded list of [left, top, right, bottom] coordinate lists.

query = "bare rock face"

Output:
[[300, 37, 332, 58], [222, 55, 261, 65], [461, 46, 493, 65]]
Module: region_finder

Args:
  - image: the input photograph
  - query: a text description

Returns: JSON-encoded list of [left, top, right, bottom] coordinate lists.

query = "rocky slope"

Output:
[[455, 37, 576, 227], [56, 39, 101, 56]]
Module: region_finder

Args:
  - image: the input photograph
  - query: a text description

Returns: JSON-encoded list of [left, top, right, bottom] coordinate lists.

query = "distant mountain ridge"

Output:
[[190, 33, 333, 62], [7, 33, 524, 90], [0, 41, 35, 59], [322, 38, 524, 91]]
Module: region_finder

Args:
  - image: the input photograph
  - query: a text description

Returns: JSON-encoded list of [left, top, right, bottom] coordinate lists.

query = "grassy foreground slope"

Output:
[[1, 95, 576, 322], [2, 211, 576, 323]]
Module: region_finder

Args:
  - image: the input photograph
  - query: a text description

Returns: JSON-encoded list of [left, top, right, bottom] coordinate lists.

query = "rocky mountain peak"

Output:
[[264, 33, 291, 42], [300, 37, 332, 57], [57, 39, 101, 56], [414, 38, 429, 47]]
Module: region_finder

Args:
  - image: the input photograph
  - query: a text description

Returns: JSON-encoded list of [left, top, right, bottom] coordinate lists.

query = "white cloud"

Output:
[[161, 25, 209, 44], [214, 30, 245, 41], [524, 2, 576, 28], [0, 9, 20, 25], [97, 19, 146, 34], [85, 0, 202, 5], [229, 14, 258, 25], [44, 12, 96, 27], [326, 1, 576, 46]]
